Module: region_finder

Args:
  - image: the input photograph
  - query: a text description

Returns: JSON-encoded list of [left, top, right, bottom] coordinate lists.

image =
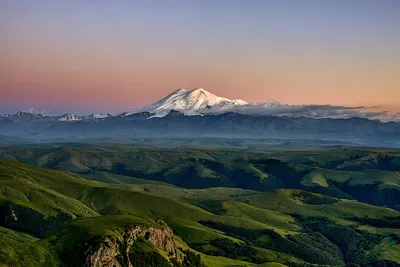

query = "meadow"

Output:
[[0, 145, 400, 266]]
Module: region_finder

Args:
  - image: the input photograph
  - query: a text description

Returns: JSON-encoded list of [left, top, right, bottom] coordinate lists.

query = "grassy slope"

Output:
[[241, 189, 399, 220], [1, 159, 400, 266], [371, 237, 400, 263], [2, 145, 400, 210], [0, 227, 58, 267], [0, 160, 98, 218], [0, 160, 299, 266]]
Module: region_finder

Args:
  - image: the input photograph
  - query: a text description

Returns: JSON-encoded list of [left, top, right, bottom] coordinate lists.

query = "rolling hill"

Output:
[[1, 157, 400, 266], [1, 145, 399, 210]]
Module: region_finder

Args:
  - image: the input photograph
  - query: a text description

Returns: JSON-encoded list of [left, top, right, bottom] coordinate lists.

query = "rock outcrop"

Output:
[[85, 220, 180, 267]]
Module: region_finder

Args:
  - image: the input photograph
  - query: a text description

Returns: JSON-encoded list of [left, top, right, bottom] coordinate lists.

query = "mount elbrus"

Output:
[[1, 88, 400, 147]]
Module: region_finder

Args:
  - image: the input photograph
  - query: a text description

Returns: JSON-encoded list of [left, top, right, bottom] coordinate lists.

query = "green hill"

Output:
[[1, 145, 399, 210], [1, 154, 400, 266]]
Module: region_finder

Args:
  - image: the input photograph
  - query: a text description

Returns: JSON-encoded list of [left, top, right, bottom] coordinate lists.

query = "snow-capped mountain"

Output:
[[84, 113, 112, 120], [392, 113, 400, 121], [126, 88, 400, 121], [1, 88, 399, 122], [126, 88, 304, 118], [0, 112, 113, 122], [1, 89, 400, 147], [130, 88, 249, 117], [6, 111, 48, 122], [0, 114, 10, 118], [57, 114, 82, 121]]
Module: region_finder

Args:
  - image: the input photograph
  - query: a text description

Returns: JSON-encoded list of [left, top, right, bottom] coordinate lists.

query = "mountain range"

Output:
[[1, 90, 400, 267], [1, 88, 400, 147], [2, 88, 399, 121], [0, 111, 113, 122]]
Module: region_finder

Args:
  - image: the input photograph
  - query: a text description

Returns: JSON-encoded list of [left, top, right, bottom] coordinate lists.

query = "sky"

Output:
[[1, 0, 399, 115]]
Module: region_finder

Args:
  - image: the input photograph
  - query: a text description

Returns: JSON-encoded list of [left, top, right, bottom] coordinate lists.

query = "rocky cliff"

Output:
[[85, 220, 180, 267]]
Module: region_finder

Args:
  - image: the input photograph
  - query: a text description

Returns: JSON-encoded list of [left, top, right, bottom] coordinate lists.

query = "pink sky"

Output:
[[2, 57, 399, 113], [1, 1, 399, 114]]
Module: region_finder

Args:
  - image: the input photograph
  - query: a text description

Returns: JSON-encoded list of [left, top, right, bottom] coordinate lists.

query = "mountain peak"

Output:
[[86, 113, 112, 119], [132, 88, 243, 117], [171, 88, 188, 94], [13, 111, 44, 117], [186, 88, 221, 103], [15, 111, 27, 116], [188, 88, 208, 95], [58, 113, 81, 121]]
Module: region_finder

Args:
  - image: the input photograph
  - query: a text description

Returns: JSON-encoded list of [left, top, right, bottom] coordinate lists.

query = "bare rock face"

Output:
[[86, 238, 122, 267], [85, 220, 180, 267]]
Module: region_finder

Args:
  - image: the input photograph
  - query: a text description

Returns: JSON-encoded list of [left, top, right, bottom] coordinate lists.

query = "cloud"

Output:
[[23, 108, 50, 115], [218, 102, 399, 121]]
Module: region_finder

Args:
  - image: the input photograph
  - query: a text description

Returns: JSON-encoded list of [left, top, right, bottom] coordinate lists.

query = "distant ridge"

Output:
[[127, 88, 249, 118], [1, 88, 399, 121], [122, 88, 400, 121]]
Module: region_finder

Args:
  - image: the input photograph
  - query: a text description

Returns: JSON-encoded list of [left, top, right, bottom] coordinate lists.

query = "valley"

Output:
[[1, 144, 399, 266], [3, 1, 400, 266]]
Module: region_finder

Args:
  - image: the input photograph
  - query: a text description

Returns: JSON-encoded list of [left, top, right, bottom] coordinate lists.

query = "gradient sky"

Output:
[[1, 0, 399, 114]]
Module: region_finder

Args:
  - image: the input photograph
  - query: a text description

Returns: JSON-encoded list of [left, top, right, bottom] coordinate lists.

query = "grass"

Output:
[[83, 171, 164, 184], [240, 189, 400, 222], [220, 200, 301, 233], [300, 171, 329, 188], [2, 145, 400, 210], [166, 218, 242, 244], [370, 237, 400, 263], [0, 227, 58, 267], [117, 183, 259, 202], [1, 154, 400, 266], [0, 160, 99, 218]]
